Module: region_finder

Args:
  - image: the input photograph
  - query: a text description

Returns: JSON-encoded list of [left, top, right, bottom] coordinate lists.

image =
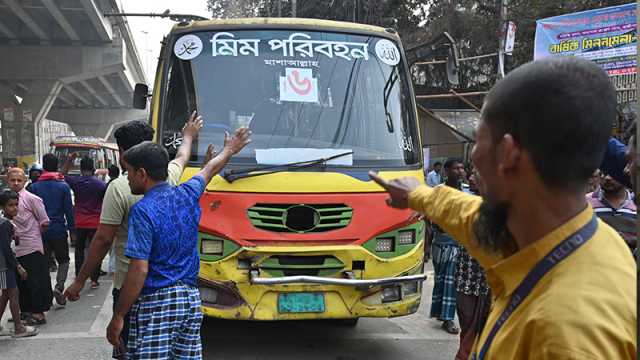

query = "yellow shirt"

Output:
[[409, 185, 636, 360]]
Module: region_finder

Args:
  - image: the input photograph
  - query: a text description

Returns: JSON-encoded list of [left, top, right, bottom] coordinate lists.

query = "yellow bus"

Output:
[[50, 136, 119, 176], [137, 18, 426, 324]]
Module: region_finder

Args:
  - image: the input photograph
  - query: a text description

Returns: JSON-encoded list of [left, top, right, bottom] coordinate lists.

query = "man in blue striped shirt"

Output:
[[106, 127, 251, 359]]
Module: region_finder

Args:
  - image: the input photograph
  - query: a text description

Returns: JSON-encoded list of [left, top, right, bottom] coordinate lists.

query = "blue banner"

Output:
[[534, 3, 637, 75]]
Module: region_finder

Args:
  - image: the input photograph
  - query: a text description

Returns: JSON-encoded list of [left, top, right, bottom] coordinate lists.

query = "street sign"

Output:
[[505, 21, 516, 54]]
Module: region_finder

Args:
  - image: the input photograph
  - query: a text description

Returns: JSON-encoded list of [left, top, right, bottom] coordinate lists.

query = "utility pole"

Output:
[[292, 0, 297, 17], [277, 0, 282, 17], [497, 0, 507, 78]]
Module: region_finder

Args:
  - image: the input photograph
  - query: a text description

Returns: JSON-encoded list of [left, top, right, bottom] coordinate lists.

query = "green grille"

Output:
[[247, 203, 353, 233], [259, 255, 345, 276]]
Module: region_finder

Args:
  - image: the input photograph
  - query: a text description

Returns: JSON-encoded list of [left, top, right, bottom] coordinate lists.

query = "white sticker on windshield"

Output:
[[279, 68, 318, 103], [174, 34, 203, 60], [256, 148, 353, 166], [375, 39, 400, 66]]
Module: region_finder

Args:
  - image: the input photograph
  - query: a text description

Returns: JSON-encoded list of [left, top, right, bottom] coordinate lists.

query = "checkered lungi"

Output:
[[126, 282, 203, 359], [430, 232, 459, 321]]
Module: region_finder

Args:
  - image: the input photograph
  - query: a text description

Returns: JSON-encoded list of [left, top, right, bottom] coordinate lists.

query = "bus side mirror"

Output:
[[133, 83, 149, 109]]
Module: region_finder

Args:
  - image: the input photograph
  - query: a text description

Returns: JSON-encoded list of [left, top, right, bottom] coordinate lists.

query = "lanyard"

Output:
[[472, 215, 598, 360]]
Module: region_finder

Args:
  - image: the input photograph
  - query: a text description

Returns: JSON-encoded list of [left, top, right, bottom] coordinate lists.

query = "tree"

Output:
[[206, 0, 427, 40]]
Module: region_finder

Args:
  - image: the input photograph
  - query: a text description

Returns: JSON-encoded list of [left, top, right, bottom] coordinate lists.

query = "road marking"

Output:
[[88, 283, 114, 337]]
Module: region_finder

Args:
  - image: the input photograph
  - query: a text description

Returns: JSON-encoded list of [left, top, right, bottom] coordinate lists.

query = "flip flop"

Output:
[[442, 320, 460, 335], [11, 326, 38, 338], [24, 316, 46, 326]]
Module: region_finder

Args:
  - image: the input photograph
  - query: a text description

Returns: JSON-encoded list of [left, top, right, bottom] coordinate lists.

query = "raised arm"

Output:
[[61, 153, 77, 175], [369, 172, 500, 269], [196, 128, 251, 185], [172, 111, 204, 169]]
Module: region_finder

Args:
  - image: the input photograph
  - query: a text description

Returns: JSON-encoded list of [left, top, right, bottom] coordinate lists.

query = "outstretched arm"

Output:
[[196, 128, 251, 185], [369, 172, 499, 269], [173, 111, 204, 169], [61, 153, 77, 175]]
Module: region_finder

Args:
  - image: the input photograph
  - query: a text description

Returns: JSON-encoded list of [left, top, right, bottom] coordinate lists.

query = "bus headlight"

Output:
[[201, 239, 224, 255], [401, 280, 420, 296], [363, 222, 424, 258], [381, 286, 402, 303], [198, 234, 241, 262], [375, 238, 395, 252], [397, 230, 415, 245], [199, 286, 218, 304]]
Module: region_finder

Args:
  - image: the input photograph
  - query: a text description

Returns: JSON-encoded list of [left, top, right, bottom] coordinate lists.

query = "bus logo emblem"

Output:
[[174, 34, 203, 60]]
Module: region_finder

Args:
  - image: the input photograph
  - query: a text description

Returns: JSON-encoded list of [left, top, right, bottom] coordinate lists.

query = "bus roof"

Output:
[[52, 136, 118, 150], [172, 17, 399, 39]]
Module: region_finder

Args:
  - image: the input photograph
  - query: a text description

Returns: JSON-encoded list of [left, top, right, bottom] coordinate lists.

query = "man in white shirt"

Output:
[[426, 161, 443, 187]]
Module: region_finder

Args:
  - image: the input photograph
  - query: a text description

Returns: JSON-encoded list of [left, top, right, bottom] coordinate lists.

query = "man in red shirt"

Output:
[[63, 156, 106, 288]]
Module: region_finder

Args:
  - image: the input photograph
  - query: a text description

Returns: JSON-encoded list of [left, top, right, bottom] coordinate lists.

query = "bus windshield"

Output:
[[160, 29, 420, 168]]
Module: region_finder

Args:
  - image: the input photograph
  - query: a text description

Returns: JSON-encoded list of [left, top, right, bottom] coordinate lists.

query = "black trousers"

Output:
[[17, 251, 53, 314], [75, 228, 100, 282], [44, 236, 70, 290]]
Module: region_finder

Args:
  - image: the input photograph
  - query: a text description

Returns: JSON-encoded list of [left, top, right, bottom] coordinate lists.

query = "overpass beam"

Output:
[[2, 0, 49, 41], [41, 0, 81, 42], [0, 44, 124, 81], [47, 108, 147, 139], [79, 0, 112, 42]]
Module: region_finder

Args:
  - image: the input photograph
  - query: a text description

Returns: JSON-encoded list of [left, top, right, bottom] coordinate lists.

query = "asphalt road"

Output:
[[0, 256, 458, 360]]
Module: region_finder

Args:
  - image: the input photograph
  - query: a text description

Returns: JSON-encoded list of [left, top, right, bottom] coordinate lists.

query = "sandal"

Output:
[[53, 287, 67, 306], [8, 312, 30, 323], [91, 281, 100, 289], [24, 316, 46, 326], [442, 320, 460, 334], [11, 325, 38, 338]]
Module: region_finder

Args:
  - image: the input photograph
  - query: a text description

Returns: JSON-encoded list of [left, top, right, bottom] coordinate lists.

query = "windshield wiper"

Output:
[[222, 151, 354, 183], [382, 69, 398, 133]]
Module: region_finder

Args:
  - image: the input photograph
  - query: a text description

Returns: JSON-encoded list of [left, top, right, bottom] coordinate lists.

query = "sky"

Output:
[[118, 0, 210, 85]]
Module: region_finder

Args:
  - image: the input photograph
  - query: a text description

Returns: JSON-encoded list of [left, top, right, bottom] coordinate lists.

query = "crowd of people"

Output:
[[379, 56, 636, 359], [0, 110, 250, 356], [0, 56, 636, 359], [422, 133, 637, 359], [0, 139, 116, 333]]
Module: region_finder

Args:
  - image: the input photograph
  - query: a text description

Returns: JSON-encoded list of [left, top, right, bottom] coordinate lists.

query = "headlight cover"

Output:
[[198, 233, 241, 262], [363, 221, 424, 259]]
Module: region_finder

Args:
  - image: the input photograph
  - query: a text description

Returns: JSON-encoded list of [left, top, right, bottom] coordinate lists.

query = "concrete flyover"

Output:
[[0, 0, 147, 168]]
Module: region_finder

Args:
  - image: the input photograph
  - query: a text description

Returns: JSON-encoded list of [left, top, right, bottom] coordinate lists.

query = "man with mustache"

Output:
[[586, 173, 636, 254], [429, 158, 466, 335], [370, 57, 636, 359]]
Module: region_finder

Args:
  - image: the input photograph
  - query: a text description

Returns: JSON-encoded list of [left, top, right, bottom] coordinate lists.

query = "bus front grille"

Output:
[[247, 203, 353, 233], [259, 255, 345, 277]]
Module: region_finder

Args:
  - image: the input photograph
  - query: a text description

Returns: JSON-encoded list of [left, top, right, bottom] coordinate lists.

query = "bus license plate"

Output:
[[278, 292, 325, 313]]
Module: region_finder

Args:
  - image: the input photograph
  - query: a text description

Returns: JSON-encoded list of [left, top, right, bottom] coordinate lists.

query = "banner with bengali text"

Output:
[[534, 3, 637, 75]]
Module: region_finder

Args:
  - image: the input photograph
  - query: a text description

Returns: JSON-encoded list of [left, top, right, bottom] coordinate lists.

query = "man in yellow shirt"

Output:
[[371, 56, 636, 359]]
